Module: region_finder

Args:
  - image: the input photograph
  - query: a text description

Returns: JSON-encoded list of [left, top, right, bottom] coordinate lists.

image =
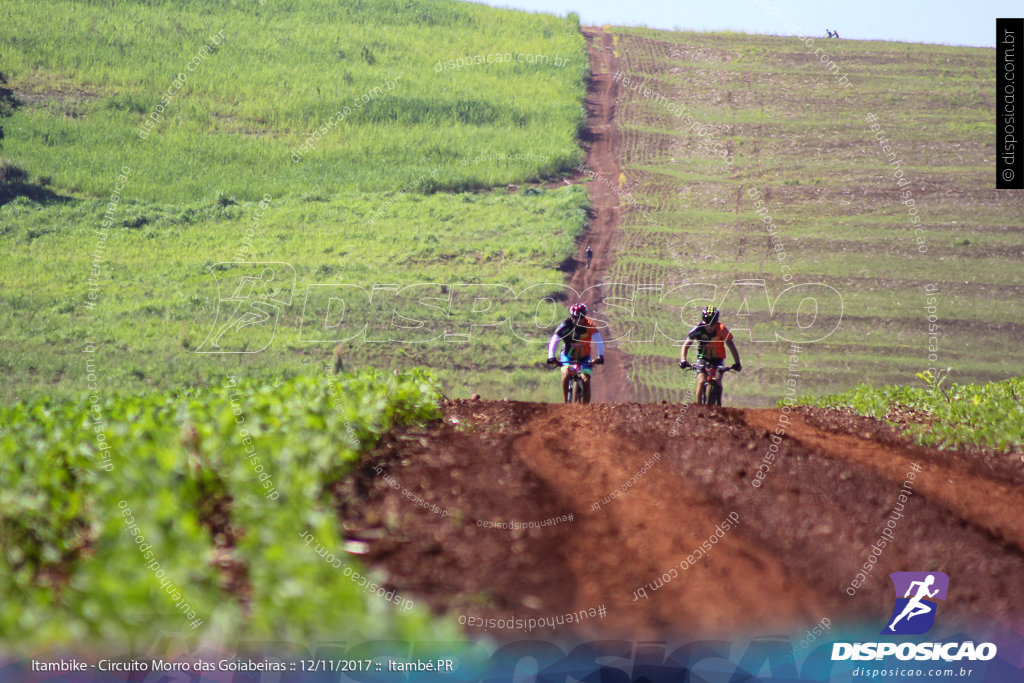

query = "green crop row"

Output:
[[796, 373, 1024, 453], [0, 368, 457, 651], [605, 27, 1020, 406]]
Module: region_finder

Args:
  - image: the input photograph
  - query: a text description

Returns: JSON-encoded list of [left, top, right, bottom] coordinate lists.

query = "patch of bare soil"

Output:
[[336, 399, 1024, 639]]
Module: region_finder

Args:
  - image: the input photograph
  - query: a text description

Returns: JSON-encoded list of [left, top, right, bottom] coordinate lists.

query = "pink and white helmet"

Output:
[[569, 303, 587, 318]]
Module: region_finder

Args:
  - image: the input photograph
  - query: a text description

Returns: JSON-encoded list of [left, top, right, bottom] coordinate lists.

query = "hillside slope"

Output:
[[0, 0, 591, 405], [601, 28, 1023, 406]]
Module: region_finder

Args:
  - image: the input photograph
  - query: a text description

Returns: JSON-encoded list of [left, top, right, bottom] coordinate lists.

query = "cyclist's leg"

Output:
[[560, 365, 571, 401], [581, 371, 592, 404], [713, 361, 726, 404], [704, 360, 720, 403], [695, 371, 707, 403]]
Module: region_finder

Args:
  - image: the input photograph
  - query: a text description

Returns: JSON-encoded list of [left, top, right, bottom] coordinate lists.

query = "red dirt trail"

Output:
[[336, 400, 1024, 640], [572, 27, 631, 404]]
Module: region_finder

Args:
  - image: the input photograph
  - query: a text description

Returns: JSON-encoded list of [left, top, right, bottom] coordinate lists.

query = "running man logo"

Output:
[[881, 572, 949, 635], [196, 263, 295, 353]]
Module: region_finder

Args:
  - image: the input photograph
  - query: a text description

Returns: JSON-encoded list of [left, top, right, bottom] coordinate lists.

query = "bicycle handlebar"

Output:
[[682, 364, 733, 373]]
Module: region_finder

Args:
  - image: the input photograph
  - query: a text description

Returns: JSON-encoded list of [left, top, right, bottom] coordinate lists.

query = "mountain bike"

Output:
[[681, 361, 734, 406]]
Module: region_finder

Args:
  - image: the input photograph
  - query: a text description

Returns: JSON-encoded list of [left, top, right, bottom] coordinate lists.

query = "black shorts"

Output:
[[696, 358, 725, 373]]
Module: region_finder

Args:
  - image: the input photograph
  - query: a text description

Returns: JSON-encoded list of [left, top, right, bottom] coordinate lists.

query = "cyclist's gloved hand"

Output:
[[547, 357, 558, 365], [679, 360, 692, 369], [594, 356, 604, 365], [732, 362, 742, 372]]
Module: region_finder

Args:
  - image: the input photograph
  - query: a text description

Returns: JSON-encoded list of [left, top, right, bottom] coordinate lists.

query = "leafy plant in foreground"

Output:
[[0, 369, 457, 650]]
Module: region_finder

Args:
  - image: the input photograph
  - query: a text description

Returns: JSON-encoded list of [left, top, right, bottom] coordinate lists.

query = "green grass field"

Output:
[[603, 28, 1023, 405], [0, 0, 586, 201], [0, 0, 591, 406]]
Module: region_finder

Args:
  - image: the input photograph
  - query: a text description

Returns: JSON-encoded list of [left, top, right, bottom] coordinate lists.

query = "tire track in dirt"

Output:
[[574, 27, 631, 404], [511, 406, 837, 637], [742, 409, 1024, 554]]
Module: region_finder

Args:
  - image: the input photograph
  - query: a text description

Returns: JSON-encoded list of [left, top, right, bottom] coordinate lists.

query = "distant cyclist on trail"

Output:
[[547, 303, 605, 404], [585, 245, 593, 268], [888, 575, 939, 631], [678, 306, 742, 403]]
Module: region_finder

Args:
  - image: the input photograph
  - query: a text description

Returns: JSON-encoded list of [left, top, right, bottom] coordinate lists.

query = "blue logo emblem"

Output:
[[881, 572, 949, 635]]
